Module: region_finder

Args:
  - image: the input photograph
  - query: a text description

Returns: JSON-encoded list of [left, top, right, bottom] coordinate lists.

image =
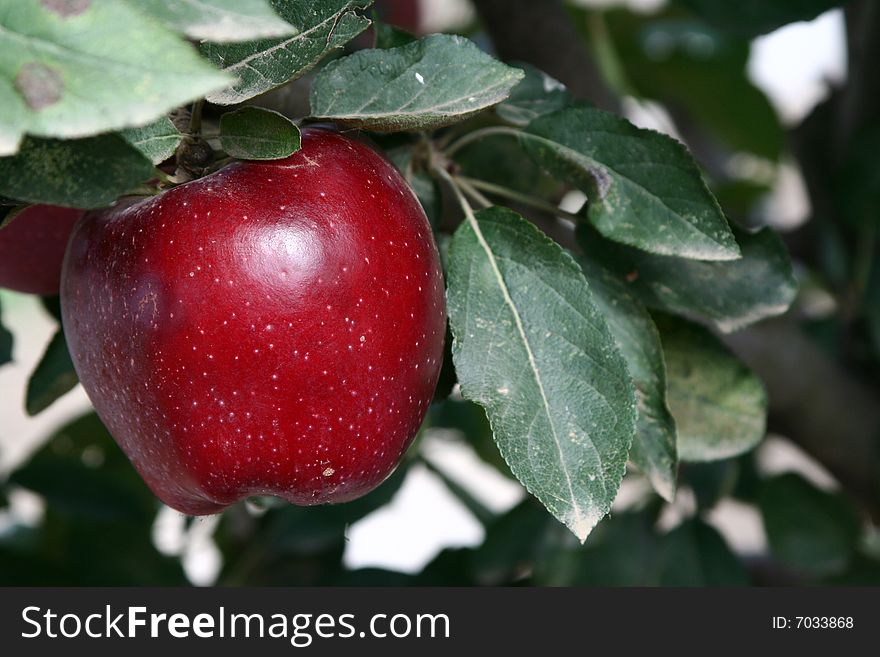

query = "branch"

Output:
[[837, 0, 880, 160], [723, 319, 880, 521]]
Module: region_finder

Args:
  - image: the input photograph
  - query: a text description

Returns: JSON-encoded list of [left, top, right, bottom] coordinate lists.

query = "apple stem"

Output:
[[189, 99, 205, 136]]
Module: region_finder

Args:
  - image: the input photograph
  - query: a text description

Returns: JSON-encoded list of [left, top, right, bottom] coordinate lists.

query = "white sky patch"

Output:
[[748, 10, 847, 125], [343, 464, 485, 573]]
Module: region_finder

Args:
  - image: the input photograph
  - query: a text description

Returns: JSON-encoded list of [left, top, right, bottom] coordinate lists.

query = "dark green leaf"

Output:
[[525, 106, 739, 260], [9, 413, 159, 524], [608, 11, 783, 160], [472, 500, 554, 585], [0, 540, 81, 586], [202, 0, 371, 105], [822, 555, 880, 586], [387, 146, 442, 228], [0, 0, 231, 154], [0, 204, 27, 230], [836, 126, 880, 228], [577, 222, 797, 332], [681, 460, 739, 511], [579, 257, 677, 501], [414, 548, 477, 585], [4, 508, 188, 585], [138, 0, 298, 42], [331, 568, 415, 586], [446, 206, 636, 541], [119, 116, 181, 165], [454, 127, 563, 200], [496, 63, 572, 127], [0, 299, 12, 367], [760, 473, 862, 577], [429, 396, 509, 477], [658, 519, 749, 585], [26, 328, 77, 416], [656, 314, 767, 461], [310, 34, 525, 132], [674, 0, 851, 38], [534, 509, 661, 586], [218, 463, 407, 566], [431, 326, 456, 401], [219, 107, 301, 160], [373, 21, 416, 49], [0, 135, 154, 208], [41, 294, 62, 322], [420, 457, 495, 526], [713, 178, 773, 219]]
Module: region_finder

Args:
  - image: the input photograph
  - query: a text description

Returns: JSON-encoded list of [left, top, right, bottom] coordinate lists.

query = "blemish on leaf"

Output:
[[589, 166, 613, 200], [15, 62, 64, 110], [41, 0, 91, 17], [625, 270, 639, 283]]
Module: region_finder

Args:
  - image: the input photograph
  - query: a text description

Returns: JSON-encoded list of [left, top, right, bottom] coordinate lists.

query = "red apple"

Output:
[[61, 127, 446, 515], [0, 205, 82, 295]]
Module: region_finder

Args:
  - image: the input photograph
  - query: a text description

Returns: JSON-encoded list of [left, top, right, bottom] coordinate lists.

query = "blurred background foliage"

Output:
[[2, 0, 879, 586]]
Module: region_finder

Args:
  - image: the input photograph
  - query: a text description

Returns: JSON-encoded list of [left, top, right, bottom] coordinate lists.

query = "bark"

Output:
[[723, 320, 880, 520]]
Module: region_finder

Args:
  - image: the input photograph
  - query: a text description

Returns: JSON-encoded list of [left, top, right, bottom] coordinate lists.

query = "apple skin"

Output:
[[61, 128, 446, 515], [0, 205, 82, 295]]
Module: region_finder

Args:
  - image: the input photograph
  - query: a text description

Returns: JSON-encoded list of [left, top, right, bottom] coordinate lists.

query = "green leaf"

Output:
[[414, 548, 478, 586], [215, 465, 408, 585], [656, 314, 767, 462], [496, 63, 572, 128], [760, 473, 862, 577], [524, 106, 740, 260], [0, 299, 12, 366], [577, 222, 797, 332], [674, 0, 852, 38], [446, 206, 637, 542], [836, 126, 880, 228], [658, 519, 749, 586], [9, 413, 159, 524], [0, 135, 154, 208], [822, 555, 880, 586], [607, 11, 783, 161], [119, 116, 181, 165], [310, 34, 525, 132], [0, 75, 27, 156], [0, 204, 28, 230], [681, 460, 739, 511], [373, 21, 416, 50], [26, 328, 78, 416], [387, 146, 442, 228], [219, 107, 301, 160], [202, 0, 372, 106], [472, 500, 554, 585], [430, 397, 511, 478], [454, 128, 563, 200], [534, 510, 661, 586], [579, 258, 678, 501], [0, 0, 232, 153], [137, 0, 298, 42]]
